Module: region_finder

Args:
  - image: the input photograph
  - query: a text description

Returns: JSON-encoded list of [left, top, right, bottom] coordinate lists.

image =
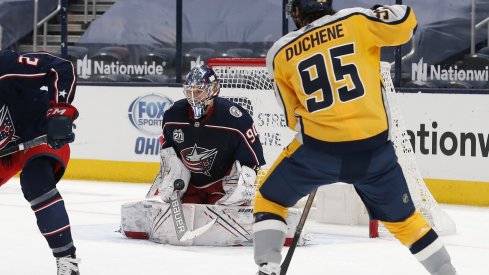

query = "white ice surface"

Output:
[[1, 179, 488, 275]]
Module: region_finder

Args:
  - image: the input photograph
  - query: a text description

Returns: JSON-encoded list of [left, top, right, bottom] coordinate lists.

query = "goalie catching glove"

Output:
[[156, 147, 191, 202], [46, 102, 79, 149], [216, 160, 257, 206]]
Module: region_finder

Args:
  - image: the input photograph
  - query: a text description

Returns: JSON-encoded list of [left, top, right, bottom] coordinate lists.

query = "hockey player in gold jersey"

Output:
[[253, 1, 457, 275]]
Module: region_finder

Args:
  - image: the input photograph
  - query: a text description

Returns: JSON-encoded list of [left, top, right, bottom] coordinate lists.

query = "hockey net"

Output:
[[207, 58, 456, 237]]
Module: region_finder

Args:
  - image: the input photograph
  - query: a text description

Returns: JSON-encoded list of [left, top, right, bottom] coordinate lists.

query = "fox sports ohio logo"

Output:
[[128, 94, 173, 135]]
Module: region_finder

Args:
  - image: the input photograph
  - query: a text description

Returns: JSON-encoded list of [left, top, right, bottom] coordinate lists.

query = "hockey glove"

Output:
[[46, 102, 79, 149], [217, 160, 257, 206], [157, 147, 191, 203]]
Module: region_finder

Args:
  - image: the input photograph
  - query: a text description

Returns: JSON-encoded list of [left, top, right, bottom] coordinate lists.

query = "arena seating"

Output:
[[62, 46, 89, 64], [404, 80, 437, 88], [461, 54, 489, 70], [91, 46, 131, 64], [141, 48, 176, 66], [0, 0, 57, 48], [140, 47, 176, 76], [477, 46, 489, 57], [221, 48, 254, 58], [89, 74, 131, 82], [130, 74, 171, 83]]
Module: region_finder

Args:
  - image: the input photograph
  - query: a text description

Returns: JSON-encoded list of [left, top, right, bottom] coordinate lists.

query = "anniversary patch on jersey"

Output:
[[0, 105, 19, 149], [172, 129, 184, 143], [229, 106, 242, 118], [180, 144, 218, 176]]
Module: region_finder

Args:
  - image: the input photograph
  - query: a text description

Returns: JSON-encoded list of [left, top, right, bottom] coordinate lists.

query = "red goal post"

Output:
[[207, 58, 266, 67], [206, 58, 456, 238]]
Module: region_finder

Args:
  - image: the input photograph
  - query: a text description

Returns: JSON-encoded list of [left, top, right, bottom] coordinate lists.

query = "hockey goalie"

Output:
[[121, 65, 308, 246]]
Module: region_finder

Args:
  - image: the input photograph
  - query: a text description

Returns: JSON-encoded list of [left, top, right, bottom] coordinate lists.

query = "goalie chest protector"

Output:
[[161, 97, 265, 187]]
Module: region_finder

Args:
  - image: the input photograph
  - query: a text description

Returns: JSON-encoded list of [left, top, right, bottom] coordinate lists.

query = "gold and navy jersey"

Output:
[[266, 5, 417, 153]]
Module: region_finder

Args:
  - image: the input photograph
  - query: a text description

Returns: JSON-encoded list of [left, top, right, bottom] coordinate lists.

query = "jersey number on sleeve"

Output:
[[374, 8, 390, 20], [245, 124, 259, 143], [18, 56, 40, 66], [298, 43, 365, 113]]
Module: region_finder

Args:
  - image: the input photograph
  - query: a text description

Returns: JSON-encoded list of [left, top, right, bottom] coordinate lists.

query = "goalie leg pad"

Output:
[[121, 201, 309, 246]]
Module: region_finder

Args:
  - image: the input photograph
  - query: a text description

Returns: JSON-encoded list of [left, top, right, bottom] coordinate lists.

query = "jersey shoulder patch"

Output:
[[229, 105, 243, 118], [213, 98, 254, 130]]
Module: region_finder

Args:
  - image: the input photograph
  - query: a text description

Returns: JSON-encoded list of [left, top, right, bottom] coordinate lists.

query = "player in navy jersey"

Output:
[[0, 50, 80, 275], [152, 64, 265, 206]]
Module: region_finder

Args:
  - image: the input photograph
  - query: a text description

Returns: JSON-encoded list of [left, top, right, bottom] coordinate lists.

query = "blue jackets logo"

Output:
[[180, 144, 218, 176], [128, 94, 173, 135], [0, 105, 19, 149]]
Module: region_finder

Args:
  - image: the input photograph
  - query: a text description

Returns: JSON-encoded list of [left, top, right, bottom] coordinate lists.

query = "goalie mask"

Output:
[[183, 65, 220, 119]]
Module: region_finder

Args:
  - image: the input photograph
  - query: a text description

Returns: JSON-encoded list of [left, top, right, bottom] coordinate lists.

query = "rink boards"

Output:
[[64, 85, 489, 206]]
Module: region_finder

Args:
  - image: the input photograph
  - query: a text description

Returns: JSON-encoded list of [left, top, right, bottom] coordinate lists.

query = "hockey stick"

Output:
[[145, 171, 161, 198], [0, 135, 48, 158], [170, 179, 217, 242], [280, 188, 317, 275]]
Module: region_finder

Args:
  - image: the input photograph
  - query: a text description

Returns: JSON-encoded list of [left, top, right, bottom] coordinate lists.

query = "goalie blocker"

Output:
[[121, 200, 310, 247]]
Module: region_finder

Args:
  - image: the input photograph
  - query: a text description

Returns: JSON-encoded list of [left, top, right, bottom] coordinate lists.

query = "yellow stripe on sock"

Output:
[[382, 211, 431, 246], [253, 139, 303, 219]]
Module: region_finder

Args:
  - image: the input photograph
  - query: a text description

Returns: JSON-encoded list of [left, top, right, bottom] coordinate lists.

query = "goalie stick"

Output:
[[170, 179, 217, 242], [0, 135, 48, 158], [145, 174, 160, 198], [280, 189, 317, 275]]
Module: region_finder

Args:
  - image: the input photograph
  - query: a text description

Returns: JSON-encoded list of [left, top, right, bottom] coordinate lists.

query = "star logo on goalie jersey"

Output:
[[180, 144, 218, 176]]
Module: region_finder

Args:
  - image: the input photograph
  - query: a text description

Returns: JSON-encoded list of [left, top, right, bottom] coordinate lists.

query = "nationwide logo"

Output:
[[412, 58, 489, 83], [77, 55, 167, 79], [128, 94, 173, 136]]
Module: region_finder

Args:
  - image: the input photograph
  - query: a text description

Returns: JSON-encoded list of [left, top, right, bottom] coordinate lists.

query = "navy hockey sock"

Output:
[[20, 158, 76, 257], [30, 189, 76, 257]]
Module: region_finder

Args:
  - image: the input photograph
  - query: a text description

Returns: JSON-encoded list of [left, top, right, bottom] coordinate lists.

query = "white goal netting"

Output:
[[208, 58, 456, 236], [380, 62, 456, 235]]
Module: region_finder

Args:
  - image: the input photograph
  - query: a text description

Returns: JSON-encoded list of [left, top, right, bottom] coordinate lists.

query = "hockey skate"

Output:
[[257, 263, 280, 275], [56, 254, 80, 275]]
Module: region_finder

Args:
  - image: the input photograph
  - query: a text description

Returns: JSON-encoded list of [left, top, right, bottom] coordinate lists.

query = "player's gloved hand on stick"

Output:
[[46, 102, 79, 149], [157, 147, 191, 202], [217, 160, 257, 206]]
